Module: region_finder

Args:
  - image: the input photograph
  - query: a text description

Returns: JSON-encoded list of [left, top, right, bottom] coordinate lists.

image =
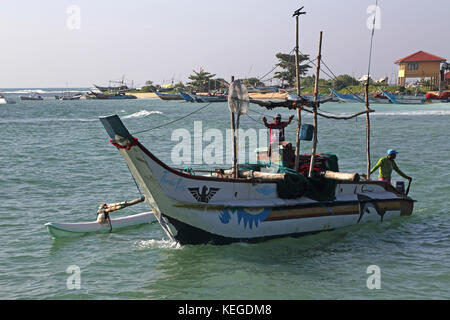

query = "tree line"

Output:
[[140, 52, 362, 93]]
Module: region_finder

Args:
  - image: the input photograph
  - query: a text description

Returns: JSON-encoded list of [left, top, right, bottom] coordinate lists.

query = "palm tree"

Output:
[[273, 52, 311, 87], [188, 69, 217, 92]]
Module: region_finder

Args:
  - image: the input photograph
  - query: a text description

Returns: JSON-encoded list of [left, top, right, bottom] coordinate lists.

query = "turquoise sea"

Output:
[[1, 89, 449, 299]]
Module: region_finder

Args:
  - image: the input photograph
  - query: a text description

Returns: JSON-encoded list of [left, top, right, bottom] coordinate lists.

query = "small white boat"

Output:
[[45, 211, 155, 238], [20, 92, 44, 101], [0, 93, 16, 104], [55, 94, 82, 101]]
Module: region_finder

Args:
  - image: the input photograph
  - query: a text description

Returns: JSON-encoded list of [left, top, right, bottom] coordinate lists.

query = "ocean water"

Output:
[[1, 90, 449, 300]]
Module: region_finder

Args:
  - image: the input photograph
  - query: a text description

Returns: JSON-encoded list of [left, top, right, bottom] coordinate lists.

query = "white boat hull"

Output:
[[45, 211, 155, 238], [99, 115, 414, 245]]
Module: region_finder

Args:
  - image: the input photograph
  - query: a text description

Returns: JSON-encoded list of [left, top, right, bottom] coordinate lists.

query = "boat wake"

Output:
[[123, 110, 164, 119], [135, 239, 182, 250]]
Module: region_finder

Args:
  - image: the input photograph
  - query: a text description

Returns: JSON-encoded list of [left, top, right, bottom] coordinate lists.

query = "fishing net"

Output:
[[276, 154, 339, 201], [228, 80, 249, 115]]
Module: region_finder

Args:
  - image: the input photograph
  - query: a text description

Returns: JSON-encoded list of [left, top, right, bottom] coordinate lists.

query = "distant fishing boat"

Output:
[[94, 84, 129, 92], [424, 91, 450, 103], [330, 89, 365, 103], [246, 86, 280, 93], [20, 92, 43, 101], [380, 90, 425, 105], [93, 76, 132, 92], [86, 91, 137, 100], [154, 91, 184, 101], [55, 94, 82, 100], [178, 90, 227, 103], [55, 84, 83, 100], [330, 88, 425, 105]]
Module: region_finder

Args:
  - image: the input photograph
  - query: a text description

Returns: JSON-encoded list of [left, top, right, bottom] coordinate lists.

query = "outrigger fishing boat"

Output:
[[97, 8, 414, 245]]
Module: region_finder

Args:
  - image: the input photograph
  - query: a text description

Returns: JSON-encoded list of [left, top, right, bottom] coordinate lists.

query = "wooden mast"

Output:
[[293, 7, 306, 172], [364, 77, 371, 177], [308, 31, 323, 178], [365, 0, 378, 177]]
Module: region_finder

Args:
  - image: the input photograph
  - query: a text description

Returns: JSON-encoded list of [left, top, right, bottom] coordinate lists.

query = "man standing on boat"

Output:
[[368, 149, 412, 184], [263, 114, 294, 156]]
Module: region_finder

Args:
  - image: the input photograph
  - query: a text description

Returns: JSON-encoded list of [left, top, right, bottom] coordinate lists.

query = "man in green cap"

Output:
[[368, 149, 412, 184]]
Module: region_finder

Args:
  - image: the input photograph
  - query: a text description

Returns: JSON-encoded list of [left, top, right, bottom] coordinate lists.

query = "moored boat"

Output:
[[424, 91, 450, 103], [20, 92, 43, 101], [86, 91, 137, 100], [178, 90, 227, 103], [155, 91, 184, 101], [380, 90, 425, 105]]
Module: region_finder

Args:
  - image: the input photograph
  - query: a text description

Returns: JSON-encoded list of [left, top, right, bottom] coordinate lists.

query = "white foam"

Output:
[[123, 110, 163, 119]]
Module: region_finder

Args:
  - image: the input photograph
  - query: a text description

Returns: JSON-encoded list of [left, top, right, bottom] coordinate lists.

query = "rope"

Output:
[[110, 137, 138, 150], [125, 162, 144, 198], [131, 102, 213, 135]]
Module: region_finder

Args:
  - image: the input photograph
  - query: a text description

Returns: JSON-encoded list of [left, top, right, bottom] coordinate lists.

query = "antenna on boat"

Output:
[[293, 6, 306, 172], [365, 0, 378, 178]]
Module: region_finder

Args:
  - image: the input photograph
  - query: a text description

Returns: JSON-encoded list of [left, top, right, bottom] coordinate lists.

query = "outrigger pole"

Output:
[[293, 6, 306, 172]]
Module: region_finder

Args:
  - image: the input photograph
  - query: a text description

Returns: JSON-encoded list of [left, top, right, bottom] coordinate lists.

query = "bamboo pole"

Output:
[[308, 31, 323, 178], [230, 76, 238, 179], [365, 80, 371, 177], [293, 14, 302, 172]]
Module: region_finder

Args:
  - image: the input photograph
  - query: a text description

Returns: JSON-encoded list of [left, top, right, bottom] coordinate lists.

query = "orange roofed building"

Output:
[[395, 51, 446, 88]]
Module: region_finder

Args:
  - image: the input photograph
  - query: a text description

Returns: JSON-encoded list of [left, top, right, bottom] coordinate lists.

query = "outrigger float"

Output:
[[97, 8, 414, 245], [45, 196, 156, 238]]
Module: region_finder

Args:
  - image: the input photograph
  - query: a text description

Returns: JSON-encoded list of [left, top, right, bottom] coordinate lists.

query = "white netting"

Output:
[[227, 80, 249, 115]]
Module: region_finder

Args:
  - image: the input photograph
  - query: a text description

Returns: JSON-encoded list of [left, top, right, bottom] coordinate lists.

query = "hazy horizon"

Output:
[[1, 0, 448, 88]]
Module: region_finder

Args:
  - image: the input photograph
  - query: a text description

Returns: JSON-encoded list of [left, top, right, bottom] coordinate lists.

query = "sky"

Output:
[[0, 0, 448, 88]]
